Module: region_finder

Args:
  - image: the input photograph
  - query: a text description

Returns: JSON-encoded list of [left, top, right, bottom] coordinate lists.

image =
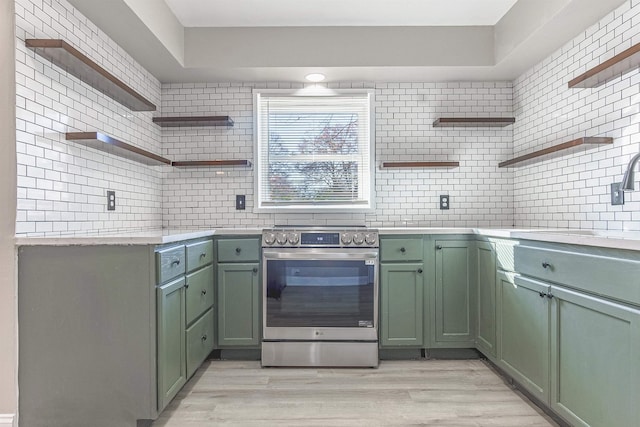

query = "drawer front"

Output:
[[515, 245, 640, 306], [156, 245, 186, 284], [380, 237, 423, 262], [185, 265, 214, 325], [217, 238, 260, 262], [186, 308, 214, 379], [186, 240, 214, 272]]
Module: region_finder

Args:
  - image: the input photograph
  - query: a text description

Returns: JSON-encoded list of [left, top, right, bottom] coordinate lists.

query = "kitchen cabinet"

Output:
[[475, 241, 497, 358], [216, 237, 261, 347], [433, 240, 475, 347], [156, 277, 187, 410], [496, 272, 550, 404], [379, 236, 425, 348], [549, 285, 640, 427]]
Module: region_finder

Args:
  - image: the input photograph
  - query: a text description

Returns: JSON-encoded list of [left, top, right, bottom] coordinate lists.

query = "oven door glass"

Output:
[[264, 254, 376, 328]]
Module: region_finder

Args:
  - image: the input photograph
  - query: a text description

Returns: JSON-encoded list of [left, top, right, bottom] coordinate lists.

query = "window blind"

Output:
[[255, 91, 373, 210]]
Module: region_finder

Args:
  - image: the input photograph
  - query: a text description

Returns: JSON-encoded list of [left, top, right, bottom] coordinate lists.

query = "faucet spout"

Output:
[[621, 152, 640, 191]]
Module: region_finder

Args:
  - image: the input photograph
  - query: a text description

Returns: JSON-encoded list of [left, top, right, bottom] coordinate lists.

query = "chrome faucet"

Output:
[[621, 152, 640, 191]]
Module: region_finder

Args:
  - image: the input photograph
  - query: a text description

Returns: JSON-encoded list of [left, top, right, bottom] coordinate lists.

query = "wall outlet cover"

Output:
[[440, 194, 450, 210], [611, 182, 624, 205], [107, 190, 116, 211]]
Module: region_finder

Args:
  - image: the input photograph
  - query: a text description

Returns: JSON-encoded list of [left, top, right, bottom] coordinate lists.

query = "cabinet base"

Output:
[[261, 341, 378, 367]]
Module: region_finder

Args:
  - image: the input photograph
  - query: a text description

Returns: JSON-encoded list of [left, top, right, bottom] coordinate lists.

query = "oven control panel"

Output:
[[262, 229, 378, 248]]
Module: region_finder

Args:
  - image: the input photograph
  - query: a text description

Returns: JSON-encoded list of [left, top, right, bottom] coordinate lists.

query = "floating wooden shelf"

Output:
[[381, 161, 459, 169], [568, 42, 640, 88], [66, 132, 171, 166], [152, 116, 234, 127], [433, 117, 515, 127], [498, 137, 613, 168], [171, 160, 252, 168], [26, 39, 156, 111]]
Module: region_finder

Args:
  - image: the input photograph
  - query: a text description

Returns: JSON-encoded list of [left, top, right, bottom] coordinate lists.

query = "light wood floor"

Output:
[[153, 359, 559, 426]]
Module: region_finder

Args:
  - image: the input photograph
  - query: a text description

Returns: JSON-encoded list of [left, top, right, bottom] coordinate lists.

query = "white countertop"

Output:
[[14, 227, 640, 251]]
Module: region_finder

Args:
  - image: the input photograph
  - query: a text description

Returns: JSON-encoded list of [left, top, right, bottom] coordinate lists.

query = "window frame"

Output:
[[253, 88, 375, 213]]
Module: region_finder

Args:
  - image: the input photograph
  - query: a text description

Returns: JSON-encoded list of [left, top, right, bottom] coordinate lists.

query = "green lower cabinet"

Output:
[[434, 240, 475, 346], [157, 277, 187, 411], [380, 263, 424, 347], [497, 272, 550, 404], [186, 308, 215, 378], [217, 262, 260, 347], [549, 286, 640, 427], [476, 241, 497, 358]]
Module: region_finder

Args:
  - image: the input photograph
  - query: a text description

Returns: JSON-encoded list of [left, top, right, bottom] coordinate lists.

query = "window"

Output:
[[254, 89, 374, 212]]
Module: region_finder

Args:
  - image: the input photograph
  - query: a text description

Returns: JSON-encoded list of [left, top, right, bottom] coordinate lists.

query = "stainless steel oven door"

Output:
[[262, 248, 378, 341]]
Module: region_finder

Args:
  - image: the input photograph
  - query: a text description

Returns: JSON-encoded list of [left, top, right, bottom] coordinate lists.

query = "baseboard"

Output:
[[0, 414, 15, 426]]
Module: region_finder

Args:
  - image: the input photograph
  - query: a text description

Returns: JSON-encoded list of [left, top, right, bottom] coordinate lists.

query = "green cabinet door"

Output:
[[434, 240, 475, 346], [497, 272, 550, 403], [476, 241, 497, 358], [217, 262, 260, 347], [380, 262, 424, 347], [156, 277, 187, 411], [549, 286, 640, 427]]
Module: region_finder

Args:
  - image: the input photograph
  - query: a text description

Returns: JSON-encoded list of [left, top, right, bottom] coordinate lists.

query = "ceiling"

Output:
[[163, 0, 519, 27], [67, 0, 627, 84]]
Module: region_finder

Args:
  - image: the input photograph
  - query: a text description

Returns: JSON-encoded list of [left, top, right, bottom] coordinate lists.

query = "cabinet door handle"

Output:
[[539, 292, 546, 298], [201, 334, 207, 342], [417, 268, 423, 274], [542, 262, 551, 269], [400, 247, 406, 253], [235, 247, 242, 254], [252, 267, 258, 273], [199, 252, 207, 259], [546, 293, 554, 299], [201, 289, 207, 295], [436, 245, 442, 250], [170, 259, 181, 267], [184, 283, 189, 289]]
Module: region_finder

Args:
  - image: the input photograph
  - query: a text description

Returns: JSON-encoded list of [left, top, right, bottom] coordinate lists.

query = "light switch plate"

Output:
[[611, 182, 624, 205], [236, 194, 246, 210], [440, 195, 450, 210]]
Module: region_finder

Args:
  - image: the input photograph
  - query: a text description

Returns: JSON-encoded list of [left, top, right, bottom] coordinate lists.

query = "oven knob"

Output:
[[365, 233, 377, 246], [287, 232, 299, 245], [353, 233, 365, 245], [341, 233, 353, 245], [263, 232, 276, 245], [276, 233, 288, 245]]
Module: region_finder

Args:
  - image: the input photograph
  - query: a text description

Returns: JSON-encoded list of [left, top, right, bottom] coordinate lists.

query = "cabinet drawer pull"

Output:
[[199, 252, 207, 259], [201, 289, 207, 295], [252, 267, 258, 273], [542, 262, 551, 269], [546, 293, 554, 299], [235, 247, 242, 254], [170, 259, 181, 267], [400, 247, 406, 253], [184, 283, 189, 289], [539, 292, 546, 298], [436, 245, 442, 250], [417, 268, 423, 274], [201, 334, 207, 342]]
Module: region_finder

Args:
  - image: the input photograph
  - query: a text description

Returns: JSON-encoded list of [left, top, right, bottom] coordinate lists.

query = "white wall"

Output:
[[1, 0, 17, 422], [15, 0, 164, 236], [161, 81, 514, 228], [512, 0, 640, 230]]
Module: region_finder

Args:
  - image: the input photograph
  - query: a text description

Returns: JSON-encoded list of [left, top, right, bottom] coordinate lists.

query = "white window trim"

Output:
[[253, 88, 376, 213]]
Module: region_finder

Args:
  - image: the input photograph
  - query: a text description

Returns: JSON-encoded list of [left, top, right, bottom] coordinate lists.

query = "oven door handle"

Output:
[[262, 249, 379, 260]]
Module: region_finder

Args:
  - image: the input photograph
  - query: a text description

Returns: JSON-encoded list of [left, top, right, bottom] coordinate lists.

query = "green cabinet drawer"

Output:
[[156, 245, 186, 284], [217, 238, 260, 263], [185, 265, 214, 326], [380, 237, 423, 262], [186, 308, 214, 379], [515, 244, 640, 306], [186, 240, 213, 272]]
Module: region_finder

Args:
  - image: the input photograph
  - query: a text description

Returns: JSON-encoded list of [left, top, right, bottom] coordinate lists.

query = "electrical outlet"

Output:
[[107, 191, 116, 211], [439, 195, 450, 210], [236, 194, 246, 210], [611, 182, 624, 205]]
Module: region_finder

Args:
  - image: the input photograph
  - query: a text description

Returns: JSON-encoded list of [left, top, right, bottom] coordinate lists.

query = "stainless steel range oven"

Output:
[[261, 227, 379, 367]]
